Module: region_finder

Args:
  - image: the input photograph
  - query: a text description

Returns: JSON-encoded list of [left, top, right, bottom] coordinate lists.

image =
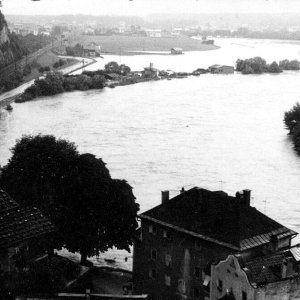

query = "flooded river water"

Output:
[[1, 38, 300, 269]]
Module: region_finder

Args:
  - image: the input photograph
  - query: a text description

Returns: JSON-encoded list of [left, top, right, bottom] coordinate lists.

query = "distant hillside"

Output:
[[0, 10, 24, 69]]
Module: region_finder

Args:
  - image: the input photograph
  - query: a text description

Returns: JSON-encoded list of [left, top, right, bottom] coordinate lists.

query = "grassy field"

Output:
[[79, 35, 218, 54]]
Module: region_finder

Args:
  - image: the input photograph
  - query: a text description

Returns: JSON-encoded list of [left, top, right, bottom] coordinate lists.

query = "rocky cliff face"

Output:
[[0, 10, 18, 69]]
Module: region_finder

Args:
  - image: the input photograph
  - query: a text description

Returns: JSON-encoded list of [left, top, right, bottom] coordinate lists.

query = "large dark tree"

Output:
[[0, 135, 139, 264]]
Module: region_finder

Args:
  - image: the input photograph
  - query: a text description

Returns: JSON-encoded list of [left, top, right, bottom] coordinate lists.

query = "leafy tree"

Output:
[[279, 59, 300, 70], [105, 61, 120, 73], [120, 64, 131, 75], [292, 123, 300, 154], [0, 135, 139, 264], [267, 61, 282, 73], [241, 65, 254, 74], [284, 103, 300, 134]]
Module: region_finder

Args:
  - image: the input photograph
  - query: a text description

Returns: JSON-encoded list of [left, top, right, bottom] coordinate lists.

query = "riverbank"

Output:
[[0, 56, 97, 109]]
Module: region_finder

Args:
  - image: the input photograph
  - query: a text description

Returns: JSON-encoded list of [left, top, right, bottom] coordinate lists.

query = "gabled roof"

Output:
[[140, 187, 297, 251], [0, 189, 55, 248]]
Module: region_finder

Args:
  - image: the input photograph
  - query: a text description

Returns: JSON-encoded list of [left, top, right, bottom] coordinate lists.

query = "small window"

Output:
[[194, 267, 200, 278], [195, 240, 202, 250], [165, 254, 172, 267], [242, 291, 247, 300], [163, 230, 169, 238], [149, 225, 153, 233], [217, 279, 223, 292], [165, 274, 171, 286], [178, 279, 186, 293], [193, 287, 200, 298], [149, 268, 157, 279], [151, 248, 157, 260]]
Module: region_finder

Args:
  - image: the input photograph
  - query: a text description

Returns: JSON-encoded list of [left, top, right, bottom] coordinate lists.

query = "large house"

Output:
[[132, 187, 297, 300], [0, 189, 54, 273]]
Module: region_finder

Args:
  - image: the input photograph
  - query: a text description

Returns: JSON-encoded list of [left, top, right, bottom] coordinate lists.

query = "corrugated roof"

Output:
[[0, 189, 55, 248], [140, 187, 297, 251], [290, 245, 300, 261]]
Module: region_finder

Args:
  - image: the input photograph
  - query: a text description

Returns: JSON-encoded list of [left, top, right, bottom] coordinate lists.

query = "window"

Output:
[[149, 225, 157, 235], [194, 267, 200, 278], [151, 248, 157, 260], [178, 279, 186, 293], [242, 291, 247, 300], [165, 274, 171, 286], [163, 230, 168, 238], [149, 225, 153, 233], [165, 254, 172, 267], [149, 268, 157, 279], [193, 287, 200, 298], [217, 279, 223, 292]]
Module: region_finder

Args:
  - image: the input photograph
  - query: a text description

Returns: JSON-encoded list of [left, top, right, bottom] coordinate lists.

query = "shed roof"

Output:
[[0, 189, 54, 248], [140, 187, 297, 251]]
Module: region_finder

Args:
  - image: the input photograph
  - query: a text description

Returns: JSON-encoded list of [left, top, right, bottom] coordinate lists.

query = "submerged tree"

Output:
[[0, 135, 139, 264], [284, 102, 300, 134]]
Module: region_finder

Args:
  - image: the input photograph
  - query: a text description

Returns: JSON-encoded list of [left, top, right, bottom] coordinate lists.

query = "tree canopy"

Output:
[[236, 57, 283, 74], [0, 135, 139, 263], [104, 61, 131, 75]]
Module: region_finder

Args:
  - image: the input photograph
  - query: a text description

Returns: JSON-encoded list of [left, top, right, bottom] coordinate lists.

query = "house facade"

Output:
[[211, 250, 300, 300], [132, 187, 297, 300], [142, 63, 159, 78], [171, 48, 183, 55], [208, 65, 234, 74]]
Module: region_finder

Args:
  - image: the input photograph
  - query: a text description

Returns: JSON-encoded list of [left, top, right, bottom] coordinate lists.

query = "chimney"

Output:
[[180, 187, 185, 194], [236, 189, 251, 206], [161, 190, 169, 204]]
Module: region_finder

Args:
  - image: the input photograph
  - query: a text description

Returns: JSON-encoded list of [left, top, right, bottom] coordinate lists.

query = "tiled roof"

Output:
[[0, 189, 55, 248], [243, 253, 285, 285], [140, 187, 297, 251]]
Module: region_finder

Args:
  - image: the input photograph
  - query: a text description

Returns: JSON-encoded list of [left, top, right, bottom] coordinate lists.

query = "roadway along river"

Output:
[[0, 38, 300, 269]]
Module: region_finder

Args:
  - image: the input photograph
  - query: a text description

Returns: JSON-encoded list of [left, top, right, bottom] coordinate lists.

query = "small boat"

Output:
[[104, 257, 116, 263], [5, 104, 13, 111]]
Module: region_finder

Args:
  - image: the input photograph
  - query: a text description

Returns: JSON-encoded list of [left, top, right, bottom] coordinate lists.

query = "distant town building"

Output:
[[145, 29, 162, 38], [0, 189, 54, 273], [84, 27, 95, 35], [133, 187, 297, 300], [142, 63, 159, 78], [83, 42, 101, 57], [209, 64, 234, 74], [170, 47, 183, 55], [211, 250, 300, 300]]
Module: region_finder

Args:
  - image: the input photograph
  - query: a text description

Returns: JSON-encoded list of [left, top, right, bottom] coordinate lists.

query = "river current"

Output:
[[0, 38, 300, 268]]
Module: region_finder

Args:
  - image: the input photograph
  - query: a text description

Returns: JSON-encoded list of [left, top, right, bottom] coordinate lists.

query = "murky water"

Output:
[[1, 38, 300, 269]]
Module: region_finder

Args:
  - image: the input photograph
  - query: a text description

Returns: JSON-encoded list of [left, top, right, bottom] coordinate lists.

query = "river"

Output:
[[0, 38, 300, 269]]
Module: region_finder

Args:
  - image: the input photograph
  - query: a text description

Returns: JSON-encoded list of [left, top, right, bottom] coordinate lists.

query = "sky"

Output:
[[3, 0, 300, 15]]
